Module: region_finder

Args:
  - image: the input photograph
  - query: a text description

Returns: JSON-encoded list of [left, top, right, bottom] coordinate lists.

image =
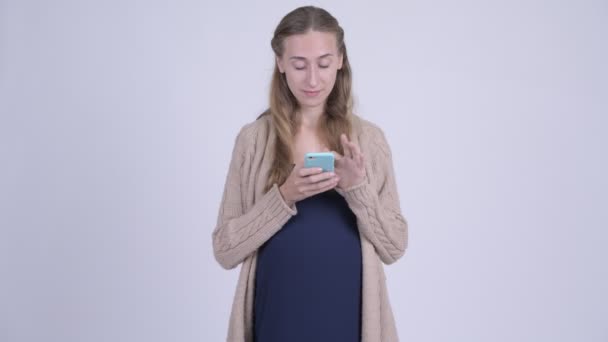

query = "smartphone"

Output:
[[304, 152, 334, 172]]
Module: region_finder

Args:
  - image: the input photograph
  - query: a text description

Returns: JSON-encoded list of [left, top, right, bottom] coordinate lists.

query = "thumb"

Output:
[[328, 150, 343, 161], [322, 146, 343, 160]]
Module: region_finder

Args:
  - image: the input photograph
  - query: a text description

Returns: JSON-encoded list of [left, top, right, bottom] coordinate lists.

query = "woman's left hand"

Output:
[[326, 134, 367, 190]]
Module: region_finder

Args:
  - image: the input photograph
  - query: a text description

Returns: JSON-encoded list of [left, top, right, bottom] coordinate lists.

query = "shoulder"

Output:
[[238, 112, 271, 140], [232, 112, 272, 156], [352, 113, 392, 157]]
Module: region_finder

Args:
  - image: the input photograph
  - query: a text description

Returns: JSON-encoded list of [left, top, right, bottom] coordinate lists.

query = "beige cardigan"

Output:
[[212, 113, 408, 341]]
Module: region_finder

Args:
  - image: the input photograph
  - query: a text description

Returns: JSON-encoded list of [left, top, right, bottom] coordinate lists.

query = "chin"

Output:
[[297, 96, 328, 109]]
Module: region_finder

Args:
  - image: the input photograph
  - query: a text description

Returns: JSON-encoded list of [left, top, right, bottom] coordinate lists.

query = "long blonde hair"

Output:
[[261, 6, 354, 193]]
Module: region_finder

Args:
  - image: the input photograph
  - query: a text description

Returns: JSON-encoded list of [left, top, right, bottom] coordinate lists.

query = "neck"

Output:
[[298, 105, 324, 130]]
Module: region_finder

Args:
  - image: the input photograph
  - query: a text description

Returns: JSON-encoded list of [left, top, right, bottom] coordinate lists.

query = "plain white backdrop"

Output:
[[1, 0, 606, 341]]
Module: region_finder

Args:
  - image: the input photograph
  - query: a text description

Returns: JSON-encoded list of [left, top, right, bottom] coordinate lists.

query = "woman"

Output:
[[212, 6, 408, 342]]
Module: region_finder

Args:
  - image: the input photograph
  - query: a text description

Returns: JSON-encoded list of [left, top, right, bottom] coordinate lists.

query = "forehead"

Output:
[[282, 30, 338, 59]]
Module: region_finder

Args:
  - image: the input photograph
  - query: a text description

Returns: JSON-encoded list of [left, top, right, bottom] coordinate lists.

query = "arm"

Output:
[[336, 129, 408, 265], [212, 126, 297, 270]]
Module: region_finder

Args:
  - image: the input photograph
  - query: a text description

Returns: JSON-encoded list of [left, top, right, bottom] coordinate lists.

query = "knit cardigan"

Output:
[[212, 113, 409, 342]]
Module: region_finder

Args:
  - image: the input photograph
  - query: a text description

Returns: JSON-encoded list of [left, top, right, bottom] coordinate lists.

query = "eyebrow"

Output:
[[289, 53, 334, 61]]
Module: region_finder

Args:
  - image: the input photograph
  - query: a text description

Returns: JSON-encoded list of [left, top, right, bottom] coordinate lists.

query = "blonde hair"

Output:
[[262, 6, 354, 193]]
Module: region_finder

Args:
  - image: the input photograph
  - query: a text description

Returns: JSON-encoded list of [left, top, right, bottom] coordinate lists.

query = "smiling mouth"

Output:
[[303, 90, 321, 96]]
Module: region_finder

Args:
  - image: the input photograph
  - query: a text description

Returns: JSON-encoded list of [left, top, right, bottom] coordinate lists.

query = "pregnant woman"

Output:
[[212, 6, 409, 342]]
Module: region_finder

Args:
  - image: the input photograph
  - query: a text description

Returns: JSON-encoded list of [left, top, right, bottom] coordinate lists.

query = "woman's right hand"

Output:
[[279, 166, 340, 207]]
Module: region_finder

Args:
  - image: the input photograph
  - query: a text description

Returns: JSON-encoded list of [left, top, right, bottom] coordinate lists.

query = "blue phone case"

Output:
[[304, 152, 334, 172]]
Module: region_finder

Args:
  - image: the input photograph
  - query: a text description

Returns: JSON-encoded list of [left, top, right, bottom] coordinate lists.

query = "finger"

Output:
[[357, 155, 365, 170], [299, 167, 323, 177], [307, 171, 336, 184], [302, 174, 339, 194], [315, 179, 340, 194], [357, 153, 365, 168], [350, 140, 362, 157], [341, 134, 352, 159], [329, 150, 344, 161], [321, 146, 344, 161]]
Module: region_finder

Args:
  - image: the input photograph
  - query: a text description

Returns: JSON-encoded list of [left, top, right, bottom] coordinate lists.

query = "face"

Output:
[[276, 30, 344, 111]]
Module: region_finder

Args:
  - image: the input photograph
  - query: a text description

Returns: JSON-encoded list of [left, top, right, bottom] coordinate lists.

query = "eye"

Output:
[[293, 63, 306, 70], [319, 64, 330, 69]]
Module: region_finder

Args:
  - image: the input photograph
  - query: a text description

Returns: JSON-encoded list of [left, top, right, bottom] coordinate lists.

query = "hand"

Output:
[[325, 134, 367, 190], [279, 165, 340, 206]]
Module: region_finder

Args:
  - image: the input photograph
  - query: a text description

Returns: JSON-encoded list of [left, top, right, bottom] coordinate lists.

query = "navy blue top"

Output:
[[254, 189, 362, 342]]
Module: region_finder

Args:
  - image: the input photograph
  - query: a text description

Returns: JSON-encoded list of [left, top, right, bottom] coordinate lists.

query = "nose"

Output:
[[307, 65, 319, 88]]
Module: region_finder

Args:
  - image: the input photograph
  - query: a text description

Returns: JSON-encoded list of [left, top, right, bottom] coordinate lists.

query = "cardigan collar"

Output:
[[262, 113, 363, 157]]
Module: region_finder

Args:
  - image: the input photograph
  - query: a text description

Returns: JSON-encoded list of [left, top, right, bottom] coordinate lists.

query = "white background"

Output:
[[1, 0, 606, 341]]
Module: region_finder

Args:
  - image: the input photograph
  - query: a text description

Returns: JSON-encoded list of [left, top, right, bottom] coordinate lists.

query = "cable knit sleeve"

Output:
[[212, 125, 297, 270], [336, 126, 408, 265]]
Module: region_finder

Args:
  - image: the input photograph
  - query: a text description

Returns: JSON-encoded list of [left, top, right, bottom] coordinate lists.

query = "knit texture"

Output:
[[212, 113, 408, 341]]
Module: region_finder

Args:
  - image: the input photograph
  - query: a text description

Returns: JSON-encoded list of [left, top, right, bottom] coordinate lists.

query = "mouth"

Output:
[[302, 89, 321, 97]]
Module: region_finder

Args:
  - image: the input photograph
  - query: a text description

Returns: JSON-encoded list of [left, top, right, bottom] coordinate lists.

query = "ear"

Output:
[[337, 53, 344, 70], [276, 56, 285, 73]]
